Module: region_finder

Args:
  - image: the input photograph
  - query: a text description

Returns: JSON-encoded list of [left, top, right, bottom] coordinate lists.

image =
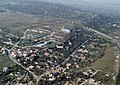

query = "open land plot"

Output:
[[0, 54, 15, 70], [0, 12, 39, 27], [86, 47, 116, 73], [71, 46, 118, 85], [85, 46, 117, 73], [73, 46, 117, 74], [0, 12, 73, 37], [0, 12, 39, 36]]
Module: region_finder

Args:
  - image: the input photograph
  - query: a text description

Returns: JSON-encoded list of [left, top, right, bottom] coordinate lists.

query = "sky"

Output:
[[84, 0, 120, 4], [39, 0, 120, 5]]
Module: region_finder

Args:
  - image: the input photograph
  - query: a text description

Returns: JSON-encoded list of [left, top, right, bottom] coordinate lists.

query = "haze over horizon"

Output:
[[38, 0, 120, 11], [39, 0, 120, 4], [38, 0, 120, 9]]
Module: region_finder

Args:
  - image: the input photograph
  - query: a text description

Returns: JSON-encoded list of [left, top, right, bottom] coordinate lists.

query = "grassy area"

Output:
[[0, 12, 39, 36], [0, 12, 39, 27], [85, 46, 116, 73], [70, 46, 117, 84], [72, 46, 116, 73], [0, 54, 16, 71]]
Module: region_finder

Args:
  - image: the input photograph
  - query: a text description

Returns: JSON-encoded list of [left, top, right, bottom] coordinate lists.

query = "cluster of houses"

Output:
[[38, 68, 111, 85], [0, 65, 35, 85], [0, 29, 19, 54], [0, 26, 113, 84], [67, 34, 107, 69]]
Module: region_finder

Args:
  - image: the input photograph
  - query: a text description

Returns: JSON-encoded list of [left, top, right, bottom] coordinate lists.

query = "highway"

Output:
[[38, 27, 119, 81], [86, 27, 120, 48], [85, 27, 120, 85]]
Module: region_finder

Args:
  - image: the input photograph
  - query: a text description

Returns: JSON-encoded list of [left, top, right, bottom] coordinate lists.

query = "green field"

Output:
[[0, 54, 15, 71]]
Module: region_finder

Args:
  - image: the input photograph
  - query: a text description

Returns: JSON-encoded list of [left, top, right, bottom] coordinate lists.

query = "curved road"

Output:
[[7, 26, 120, 84], [85, 27, 120, 85], [8, 29, 38, 80]]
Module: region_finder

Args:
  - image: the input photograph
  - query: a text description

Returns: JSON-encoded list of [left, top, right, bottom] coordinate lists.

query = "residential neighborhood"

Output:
[[0, 24, 115, 85], [0, 0, 120, 85]]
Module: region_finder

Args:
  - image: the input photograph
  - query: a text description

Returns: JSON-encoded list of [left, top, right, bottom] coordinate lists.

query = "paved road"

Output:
[[37, 35, 90, 80], [7, 29, 62, 82], [8, 29, 38, 80], [56, 38, 90, 68], [85, 27, 120, 85], [34, 27, 120, 83], [6, 26, 120, 83]]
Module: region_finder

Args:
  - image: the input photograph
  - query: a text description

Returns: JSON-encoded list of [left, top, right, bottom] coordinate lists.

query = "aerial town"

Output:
[[0, 23, 117, 85], [0, 0, 120, 85]]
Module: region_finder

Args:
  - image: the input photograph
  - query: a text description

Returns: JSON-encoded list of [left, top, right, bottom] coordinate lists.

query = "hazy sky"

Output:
[[39, 0, 120, 4], [84, 0, 120, 4]]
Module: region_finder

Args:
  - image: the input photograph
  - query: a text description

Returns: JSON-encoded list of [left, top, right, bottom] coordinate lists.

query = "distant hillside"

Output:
[[3, 0, 118, 31], [4, 1, 93, 22]]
